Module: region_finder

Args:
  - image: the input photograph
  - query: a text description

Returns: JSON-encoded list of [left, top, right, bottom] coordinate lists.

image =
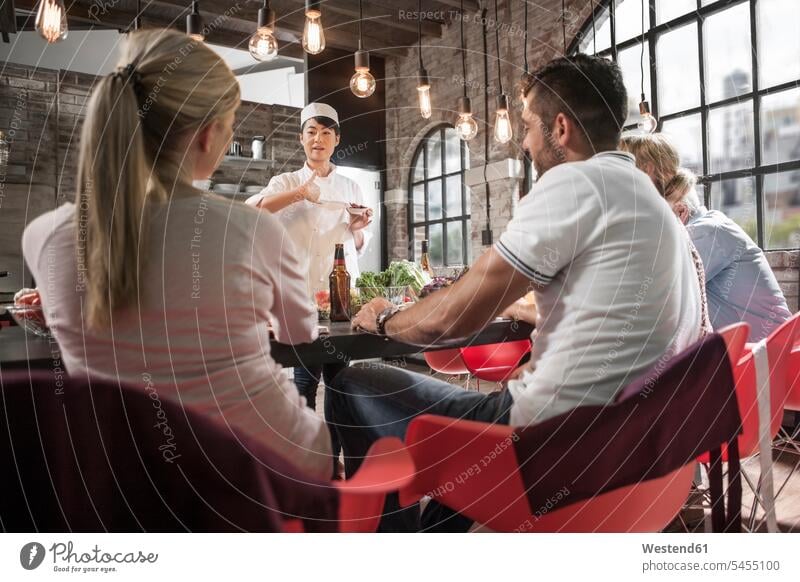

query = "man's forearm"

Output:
[[383, 288, 459, 344], [381, 247, 533, 345]]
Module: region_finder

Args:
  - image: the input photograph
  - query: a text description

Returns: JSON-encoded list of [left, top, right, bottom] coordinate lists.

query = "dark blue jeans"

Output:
[[294, 362, 347, 477], [329, 363, 513, 532]]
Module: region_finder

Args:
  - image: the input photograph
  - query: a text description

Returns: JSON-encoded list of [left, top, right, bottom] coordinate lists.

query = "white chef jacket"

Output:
[[245, 162, 372, 297]]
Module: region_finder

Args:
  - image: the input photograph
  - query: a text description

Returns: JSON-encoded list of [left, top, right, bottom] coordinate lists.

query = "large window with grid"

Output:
[[574, 0, 800, 249], [408, 125, 472, 266]]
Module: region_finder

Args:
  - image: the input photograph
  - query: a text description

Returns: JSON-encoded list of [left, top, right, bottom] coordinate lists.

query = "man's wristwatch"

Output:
[[376, 305, 401, 336]]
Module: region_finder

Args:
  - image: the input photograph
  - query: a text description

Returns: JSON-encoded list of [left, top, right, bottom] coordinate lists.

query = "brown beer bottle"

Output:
[[329, 243, 351, 322], [420, 239, 434, 277]]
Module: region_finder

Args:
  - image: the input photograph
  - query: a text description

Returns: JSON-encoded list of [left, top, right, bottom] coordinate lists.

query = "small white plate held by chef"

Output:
[[346, 204, 371, 216], [313, 200, 371, 216]]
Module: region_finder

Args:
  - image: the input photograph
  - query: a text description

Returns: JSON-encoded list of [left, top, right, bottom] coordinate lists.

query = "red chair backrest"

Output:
[[403, 333, 742, 532], [718, 314, 800, 459], [401, 415, 531, 530], [402, 414, 696, 532], [717, 322, 750, 372], [786, 346, 800, 411], [459, 340, 532, 382], [424, 348, 469, 375], [0, 371, 339, 532]]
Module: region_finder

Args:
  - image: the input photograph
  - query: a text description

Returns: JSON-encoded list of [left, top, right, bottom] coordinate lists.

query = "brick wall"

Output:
[[383, 0, 592, 262], [1, 62, 304, 200], [767, 252, 800, 312], [382, 0, 800, 311], [0, 62, 304, 293], [0, 63, 59, 192]]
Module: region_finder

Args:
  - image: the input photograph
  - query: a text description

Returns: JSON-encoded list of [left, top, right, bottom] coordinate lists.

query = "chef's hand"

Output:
[[351, 297, 392, 332], [348, 207, 373, 231], [299, 171, 321, 203]]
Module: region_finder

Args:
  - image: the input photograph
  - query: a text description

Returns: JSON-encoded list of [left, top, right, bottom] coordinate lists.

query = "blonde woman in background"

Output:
[[621, 134, 790, 341], [22, 29, 332, 479]]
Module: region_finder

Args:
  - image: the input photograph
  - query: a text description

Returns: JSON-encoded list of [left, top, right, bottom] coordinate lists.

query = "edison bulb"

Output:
[[350, 69, 376, 98], [249, 28, 278, 61], [35, 0, 68, 44], [637, 112, 658, 134], [494, 109, 513, 144], [417, 85, 432, 119], [455, 113, 478, 141], [303, 13, 325, 54]]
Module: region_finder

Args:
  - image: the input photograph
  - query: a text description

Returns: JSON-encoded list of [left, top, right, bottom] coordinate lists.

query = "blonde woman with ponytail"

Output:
[[22, 29, 332, 479], [621, 133, 790, 341]]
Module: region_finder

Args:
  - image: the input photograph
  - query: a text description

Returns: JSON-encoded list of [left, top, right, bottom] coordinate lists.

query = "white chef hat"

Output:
[[300, 102, 339, 127]]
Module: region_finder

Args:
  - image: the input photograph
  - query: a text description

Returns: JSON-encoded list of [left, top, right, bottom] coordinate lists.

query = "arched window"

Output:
[[408, 125, 471, 266], [575, 0, 800, 249]]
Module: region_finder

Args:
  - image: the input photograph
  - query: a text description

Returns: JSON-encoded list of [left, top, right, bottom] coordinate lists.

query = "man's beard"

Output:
[[531, 138, 565, 178]]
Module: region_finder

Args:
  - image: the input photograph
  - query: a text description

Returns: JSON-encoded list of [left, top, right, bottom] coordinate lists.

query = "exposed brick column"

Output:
[[765, 251, 800, 312]]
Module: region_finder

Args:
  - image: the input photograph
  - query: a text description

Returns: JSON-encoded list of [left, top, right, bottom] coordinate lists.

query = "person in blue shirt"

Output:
[[621, 134, 791, 341]]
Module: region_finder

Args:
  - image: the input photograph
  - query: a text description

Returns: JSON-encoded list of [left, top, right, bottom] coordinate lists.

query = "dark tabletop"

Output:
[[0, 319, 534, 371]]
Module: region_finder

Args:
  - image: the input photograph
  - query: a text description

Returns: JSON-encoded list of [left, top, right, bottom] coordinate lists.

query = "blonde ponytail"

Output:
[[76, 29, 240, 328]]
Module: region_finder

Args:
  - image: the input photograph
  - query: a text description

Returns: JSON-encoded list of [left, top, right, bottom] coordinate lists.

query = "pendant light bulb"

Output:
[[418, 85, 432, 119], [417, 68, 432, 119], [455, 97, 478, 141], [637, 97, 658, 134], [303, 1, 325, 54], [249, 3, 278, 61], [35, 0, 68, 44], [187, 1, 204, 42], [494, 94, 513, 144], [350, 50, 376, 98]]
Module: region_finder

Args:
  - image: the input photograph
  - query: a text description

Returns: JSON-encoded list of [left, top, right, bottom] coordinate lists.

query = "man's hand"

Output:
[[500, 298, 538, 325], [351, 297, 392, 332], [505, 362, 530, 383]]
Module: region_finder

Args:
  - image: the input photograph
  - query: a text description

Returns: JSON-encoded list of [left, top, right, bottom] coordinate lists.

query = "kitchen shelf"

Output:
[[221, 156, 274, 168]]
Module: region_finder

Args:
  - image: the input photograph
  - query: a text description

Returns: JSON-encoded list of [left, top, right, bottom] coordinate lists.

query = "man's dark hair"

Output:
[[301, 115, 340, 136], [520, 53, 627, 149]]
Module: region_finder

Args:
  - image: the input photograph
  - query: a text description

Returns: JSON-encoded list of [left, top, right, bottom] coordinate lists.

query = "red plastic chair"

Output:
[[717, 322, 751, 372], [768, 340, 800, 514], [399, 415, 695, 532], [399, 333, 743, 533], [0, 370, 414, 533], [459, 339, 532, 384], [786, 347, 800, 412], [694, 316, 800, 532], [285, 437, 416, 533], [423, 348, 470, 376], [699, 314, 800, 462]]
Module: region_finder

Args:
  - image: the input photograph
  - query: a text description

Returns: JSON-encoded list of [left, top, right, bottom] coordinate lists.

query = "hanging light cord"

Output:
[[460, 0, 467, 98], [592, 1, 597, 54], [417, 0, 423, 68], [523, 0, 528, 74], [494, 0, 503, 95], [561, 0, 566, 54], [481, 3, 491, 240], [640, 0, 645, 100], [358, 0, 364, 51]]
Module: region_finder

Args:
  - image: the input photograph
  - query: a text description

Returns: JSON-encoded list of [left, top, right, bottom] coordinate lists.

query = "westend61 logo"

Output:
[[19, 541, 158, 574]]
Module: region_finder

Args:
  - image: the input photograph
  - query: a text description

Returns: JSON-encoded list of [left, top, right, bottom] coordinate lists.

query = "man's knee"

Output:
[[331, 364, 387, 393]]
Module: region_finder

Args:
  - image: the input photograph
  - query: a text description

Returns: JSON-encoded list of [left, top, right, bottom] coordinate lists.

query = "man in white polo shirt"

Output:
[[246, 102, 372, 477], [329, 54, 704, 530]]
